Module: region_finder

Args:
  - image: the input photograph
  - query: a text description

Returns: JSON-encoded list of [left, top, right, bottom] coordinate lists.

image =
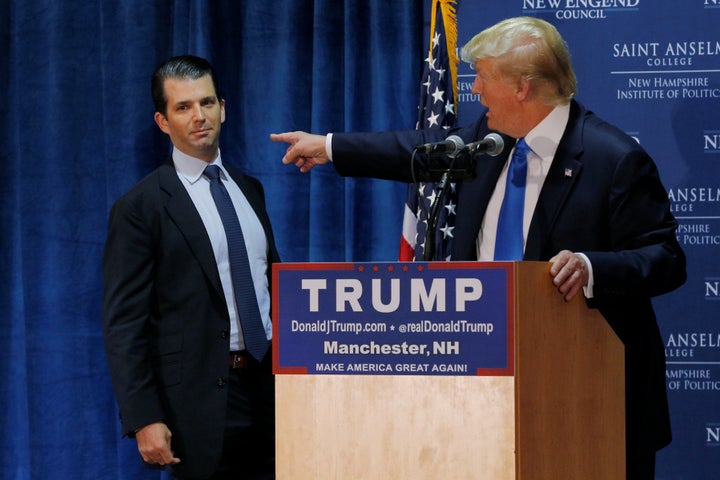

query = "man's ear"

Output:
[[154, 111, 170, 134], [516, 77, 531, 101]]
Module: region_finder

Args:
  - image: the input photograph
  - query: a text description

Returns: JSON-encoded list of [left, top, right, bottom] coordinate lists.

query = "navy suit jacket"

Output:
[[102, 160, 280, 478], [331, 100, 686, 454]]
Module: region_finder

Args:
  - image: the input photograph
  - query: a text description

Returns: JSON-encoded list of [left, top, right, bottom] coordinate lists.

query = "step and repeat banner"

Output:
[[454, 1, 719, 478]]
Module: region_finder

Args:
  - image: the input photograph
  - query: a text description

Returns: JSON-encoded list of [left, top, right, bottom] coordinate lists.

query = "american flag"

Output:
[[399, 0, 459, 261]]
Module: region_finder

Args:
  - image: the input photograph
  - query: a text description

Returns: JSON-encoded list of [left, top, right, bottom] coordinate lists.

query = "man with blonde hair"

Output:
[[271, 16, 685, 479]]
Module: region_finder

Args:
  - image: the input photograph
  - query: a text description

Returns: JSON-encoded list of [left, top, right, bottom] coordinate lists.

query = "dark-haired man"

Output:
[[103, 55, 278, 479]]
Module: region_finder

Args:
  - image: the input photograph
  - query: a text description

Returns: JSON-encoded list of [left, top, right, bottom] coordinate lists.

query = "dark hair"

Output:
[[151, 55, 222, 116]]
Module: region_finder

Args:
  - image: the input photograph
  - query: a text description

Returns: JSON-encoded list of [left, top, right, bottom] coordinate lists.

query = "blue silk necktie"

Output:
[[494, 138, 530, 261], [204, 165, 269, 361]]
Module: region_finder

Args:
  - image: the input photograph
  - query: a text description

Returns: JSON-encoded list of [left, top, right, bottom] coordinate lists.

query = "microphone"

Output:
[[465, 133, 504, 157], [416, 135, 465, 157]]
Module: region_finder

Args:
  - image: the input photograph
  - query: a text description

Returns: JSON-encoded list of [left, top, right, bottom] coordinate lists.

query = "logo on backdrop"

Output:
[[706, 130, 720, 154], [707, 423, 720, 447], [668, 187, 720, 213], [670, 186, 720, 245], [706, 277, 720, 299], [457, 80, 479, 105], [666, 332, 720, 358], [665, 330, 720, 392], [612, 40, 720, 101], [521, 0, 640, 20]]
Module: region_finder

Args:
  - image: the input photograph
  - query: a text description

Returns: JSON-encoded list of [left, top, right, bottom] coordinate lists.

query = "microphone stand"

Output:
[[416, 135, 504, 260], [413, 147, 475, 261], [423, 170, 450, 261]]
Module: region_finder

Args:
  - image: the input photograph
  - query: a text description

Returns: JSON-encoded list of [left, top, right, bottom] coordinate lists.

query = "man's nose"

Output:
[[192, 104, 205, 121], [471, 76, 482, 95]]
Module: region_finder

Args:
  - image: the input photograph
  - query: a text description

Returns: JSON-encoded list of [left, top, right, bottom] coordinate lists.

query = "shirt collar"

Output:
[[523, 103, 570, 162], [172, 148, 224, 184]]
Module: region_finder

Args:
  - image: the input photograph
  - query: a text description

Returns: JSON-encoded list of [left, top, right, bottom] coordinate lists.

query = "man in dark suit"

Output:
[[103, 55, 278, 479], [271, 17, 685, 480]]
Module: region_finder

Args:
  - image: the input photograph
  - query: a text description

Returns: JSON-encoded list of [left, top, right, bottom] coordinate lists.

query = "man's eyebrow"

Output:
[[171, 96, 217, 107]]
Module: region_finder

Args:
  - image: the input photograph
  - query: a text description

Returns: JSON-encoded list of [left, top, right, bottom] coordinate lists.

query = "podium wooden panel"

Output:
[[275, 262, 625, 479]]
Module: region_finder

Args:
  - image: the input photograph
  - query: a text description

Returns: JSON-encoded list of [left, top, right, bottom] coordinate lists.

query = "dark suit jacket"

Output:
[[102, 160, 280, 478], [330, 100, 686, 455]]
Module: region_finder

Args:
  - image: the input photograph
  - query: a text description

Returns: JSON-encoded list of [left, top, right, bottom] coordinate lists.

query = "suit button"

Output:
[[220, 330, 229, 339], [217, 377, 226, 388]]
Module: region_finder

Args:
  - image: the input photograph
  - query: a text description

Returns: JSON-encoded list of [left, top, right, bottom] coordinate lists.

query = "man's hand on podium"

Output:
[[549, 250, 590, 302]]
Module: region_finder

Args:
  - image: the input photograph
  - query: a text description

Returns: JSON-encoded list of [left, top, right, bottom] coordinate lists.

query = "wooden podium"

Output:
[[273, 262, 625, 479]]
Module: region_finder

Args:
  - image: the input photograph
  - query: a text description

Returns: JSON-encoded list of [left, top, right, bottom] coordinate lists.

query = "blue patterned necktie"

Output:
[[494, 138, 530, 261], [204, 165, 268, 361]]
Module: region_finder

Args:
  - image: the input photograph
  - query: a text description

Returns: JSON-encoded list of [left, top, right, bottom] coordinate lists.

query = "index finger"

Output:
[[269, 133, 299, 164], [269, 132, 296, 144]]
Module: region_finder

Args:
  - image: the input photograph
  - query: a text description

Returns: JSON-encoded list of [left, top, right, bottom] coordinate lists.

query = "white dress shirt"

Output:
[[475, 104, 594, 297], [173, 148, 272, 351], [477, 104, 570, 261]]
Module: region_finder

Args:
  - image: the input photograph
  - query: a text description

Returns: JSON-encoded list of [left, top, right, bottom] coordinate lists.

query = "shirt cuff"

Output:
[[326, 133, 334, 162], [575, 252, 594, 298]]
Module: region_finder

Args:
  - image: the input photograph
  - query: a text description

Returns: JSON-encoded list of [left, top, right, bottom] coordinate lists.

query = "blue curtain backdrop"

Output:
[[0, 1, 421, 479], [4, 1, 718, 479]]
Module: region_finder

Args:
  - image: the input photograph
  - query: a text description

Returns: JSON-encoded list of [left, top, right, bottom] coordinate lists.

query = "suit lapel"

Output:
[[157, 163, 225, 297], [524, 101, 585, 260]]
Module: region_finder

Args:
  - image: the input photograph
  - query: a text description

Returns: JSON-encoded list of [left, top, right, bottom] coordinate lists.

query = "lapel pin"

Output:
[[564, 168, 573, 178]]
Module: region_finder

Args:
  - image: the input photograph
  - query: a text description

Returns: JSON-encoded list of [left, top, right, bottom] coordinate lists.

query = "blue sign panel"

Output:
[[272, 262, 514, 376]]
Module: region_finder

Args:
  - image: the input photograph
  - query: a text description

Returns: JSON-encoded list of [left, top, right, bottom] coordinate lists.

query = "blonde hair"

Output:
[[460, 17, 576, 105]]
